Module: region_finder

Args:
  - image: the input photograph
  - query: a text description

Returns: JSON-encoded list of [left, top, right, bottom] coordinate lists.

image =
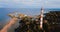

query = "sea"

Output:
[[0, 8, 60, 32]]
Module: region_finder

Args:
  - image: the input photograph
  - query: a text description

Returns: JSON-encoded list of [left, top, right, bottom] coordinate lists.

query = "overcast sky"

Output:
[[0, 0, 60, 8]]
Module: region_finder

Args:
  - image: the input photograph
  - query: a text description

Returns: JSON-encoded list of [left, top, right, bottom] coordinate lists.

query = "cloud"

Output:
[[12, 0, 41, 6], [0, 0, 60, 8], [42, 0, 60, 8], [0, 0, 42, 8]]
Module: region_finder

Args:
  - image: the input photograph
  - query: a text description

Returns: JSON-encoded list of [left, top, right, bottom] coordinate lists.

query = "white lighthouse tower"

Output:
[[40, 7, 44, 29]]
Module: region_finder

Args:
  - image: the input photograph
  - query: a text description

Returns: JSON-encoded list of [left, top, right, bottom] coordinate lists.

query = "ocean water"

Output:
[[0, 8, 60, 30], [0, 8, 60, 23], [0, 8, 41, 30]]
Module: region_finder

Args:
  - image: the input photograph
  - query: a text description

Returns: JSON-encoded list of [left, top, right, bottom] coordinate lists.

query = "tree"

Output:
[[44, 11, 60, 32], [15, 16, 41, 32], [44, 11, 60, 24]]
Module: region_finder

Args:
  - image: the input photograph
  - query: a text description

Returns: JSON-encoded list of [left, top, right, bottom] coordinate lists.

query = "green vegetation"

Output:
[[10, 11, 60, 32], [44, 11, 60, 24], [15, 16, 40, 32]]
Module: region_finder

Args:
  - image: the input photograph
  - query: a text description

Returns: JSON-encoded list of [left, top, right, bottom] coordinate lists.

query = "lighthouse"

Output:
[[40, 7, 44, 29]]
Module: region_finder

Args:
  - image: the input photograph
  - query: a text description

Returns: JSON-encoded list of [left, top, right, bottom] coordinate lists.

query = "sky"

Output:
[[0, 0, 60, 31], [0, 0, 60, 8]]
